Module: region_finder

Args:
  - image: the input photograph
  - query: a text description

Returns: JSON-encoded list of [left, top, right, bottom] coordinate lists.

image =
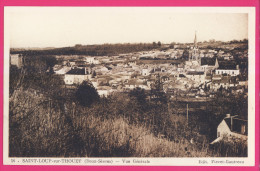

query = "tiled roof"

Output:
[[187, 71, 204, 75], [66, 68, 86, 75], [218, 61, 237, 70], [201, 57, 216, 66]]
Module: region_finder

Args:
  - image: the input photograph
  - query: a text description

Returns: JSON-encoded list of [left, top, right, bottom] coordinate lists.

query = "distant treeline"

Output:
[[10, 43, 161, 56]]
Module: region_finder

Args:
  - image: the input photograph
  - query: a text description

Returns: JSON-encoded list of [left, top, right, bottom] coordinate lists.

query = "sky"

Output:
[[6, 7, 248, 48]]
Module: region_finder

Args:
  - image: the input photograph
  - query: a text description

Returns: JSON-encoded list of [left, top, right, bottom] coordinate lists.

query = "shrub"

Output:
[[75, 81, 100, 107]]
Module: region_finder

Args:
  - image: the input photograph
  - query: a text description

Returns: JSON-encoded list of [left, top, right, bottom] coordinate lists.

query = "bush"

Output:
[[75, 81, 100, 107]]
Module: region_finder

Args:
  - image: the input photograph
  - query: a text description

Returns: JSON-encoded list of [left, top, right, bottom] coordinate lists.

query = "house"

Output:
[[185, 71, 205, 84], [215, 62, 240, 76], [128, 60, 136, 66], [141, 68, 152, 76], [64, 68, 92, 85], [161, 75, 170, 82], [210, 114, 247, 144], [85, 57, 100, 64], [10, 54, 23, 68]]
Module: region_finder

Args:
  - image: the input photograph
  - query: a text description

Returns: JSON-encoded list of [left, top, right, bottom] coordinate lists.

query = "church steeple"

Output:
[[194, 31, 197, 48]]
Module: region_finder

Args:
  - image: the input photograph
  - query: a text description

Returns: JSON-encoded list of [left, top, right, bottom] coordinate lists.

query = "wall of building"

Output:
[[215, 69, 240, 76], [10, 54, 23, 68], [64, 74, 91, 85]]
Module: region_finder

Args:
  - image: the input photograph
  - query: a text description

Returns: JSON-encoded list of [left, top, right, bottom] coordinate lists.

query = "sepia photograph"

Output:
[[3, 7, 256, 166]]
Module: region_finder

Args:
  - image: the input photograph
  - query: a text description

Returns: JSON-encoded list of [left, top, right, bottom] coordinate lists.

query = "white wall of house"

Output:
[[97, 88, 115, 97], [141, 69, 150, 76], [215, 69, 239, 76], [64, 74, 91, 85], [217, 120, 231, 138], [10, 54, 23, 68], [97, 89, 109, 97]]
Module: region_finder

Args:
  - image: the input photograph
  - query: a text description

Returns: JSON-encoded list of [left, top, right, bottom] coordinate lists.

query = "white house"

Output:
[[211, 114, 247, 144], [141, 68, 152, 76], [64, 68, 91, 85], [10, 54, 23, 68], [215, 62, 240, 76]]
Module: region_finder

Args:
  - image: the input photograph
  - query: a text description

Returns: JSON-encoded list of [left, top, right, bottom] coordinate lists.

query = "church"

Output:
[[189, 31, 200, 62], [185, 32, 203, 71], [186, 32, 221, 74]]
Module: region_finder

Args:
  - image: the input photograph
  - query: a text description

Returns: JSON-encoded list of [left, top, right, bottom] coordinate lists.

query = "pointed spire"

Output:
[[194, 31, 197, 48], [215, 58, 219, 68]]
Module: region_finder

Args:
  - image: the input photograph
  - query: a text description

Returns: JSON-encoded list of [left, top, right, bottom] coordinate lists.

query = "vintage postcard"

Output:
[[2, 6, 257, 166]]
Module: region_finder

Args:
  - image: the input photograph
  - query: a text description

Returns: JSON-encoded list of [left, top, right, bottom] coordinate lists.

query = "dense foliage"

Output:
[[75, 81, 100, 107], [11, 43, 159, 56]]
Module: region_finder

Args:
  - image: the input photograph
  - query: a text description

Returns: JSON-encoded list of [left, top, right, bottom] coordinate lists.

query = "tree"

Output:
[[157, 41, 162, 47], [218, 85, 223, 93], [9, 65, 23, 96], [91, 71, 97, 78], [75, 81, 100, 107], [169, 42, 176, 49], [153, 42, 157, 48], [182, 49, 190, 60], [129, 87, 147, 111], [23, 55, 57, 73], [150, 74, 167, 104], [203, 84, 208, 92]]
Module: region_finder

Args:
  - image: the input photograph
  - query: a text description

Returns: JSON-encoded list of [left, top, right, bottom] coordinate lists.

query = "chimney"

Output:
[[236, 65, 239, 70], [226, 114, 231, 118]]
